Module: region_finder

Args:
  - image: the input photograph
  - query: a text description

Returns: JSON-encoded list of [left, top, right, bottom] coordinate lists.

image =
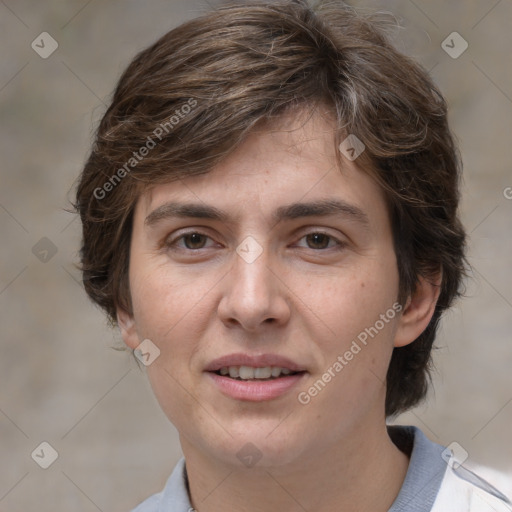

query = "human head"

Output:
[[74, 0, 466, 417]]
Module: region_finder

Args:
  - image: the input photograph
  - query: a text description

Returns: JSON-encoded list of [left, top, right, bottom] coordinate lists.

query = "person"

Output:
[[73, 0, 512, 510]]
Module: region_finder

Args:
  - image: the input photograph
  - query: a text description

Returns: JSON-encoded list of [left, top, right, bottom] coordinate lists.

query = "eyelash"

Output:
[[164, 230, 346, 252]]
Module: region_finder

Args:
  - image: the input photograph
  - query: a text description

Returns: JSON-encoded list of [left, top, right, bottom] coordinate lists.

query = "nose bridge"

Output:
[[218, 239, 289, 330], [232, 243, 272, 307]]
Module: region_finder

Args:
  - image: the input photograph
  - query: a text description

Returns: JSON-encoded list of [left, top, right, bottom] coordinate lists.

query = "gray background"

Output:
[[1, 0, 511, 510]]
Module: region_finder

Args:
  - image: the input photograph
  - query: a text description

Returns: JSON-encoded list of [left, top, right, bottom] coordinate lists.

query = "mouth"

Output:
[[204, 354, 308, 401], [211, 365, 305, 381]]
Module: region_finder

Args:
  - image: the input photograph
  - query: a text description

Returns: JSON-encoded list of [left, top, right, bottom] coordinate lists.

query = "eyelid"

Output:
[[293, 230, 346, 250], [163, 227, 346, 252], [163, 229, 218, 250]]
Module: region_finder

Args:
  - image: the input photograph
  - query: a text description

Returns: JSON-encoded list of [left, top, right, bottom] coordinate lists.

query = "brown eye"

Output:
[[165, 231, 215, 251], [182, 233, 208, 249], [305, 232, 333, 250]]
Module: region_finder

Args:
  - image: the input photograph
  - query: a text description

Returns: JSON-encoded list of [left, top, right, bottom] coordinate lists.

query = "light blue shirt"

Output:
[[131, 426, 453, 511]]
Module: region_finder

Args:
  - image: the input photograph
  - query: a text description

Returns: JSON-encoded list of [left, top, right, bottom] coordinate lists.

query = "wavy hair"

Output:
[[74, 0, 467, 416]]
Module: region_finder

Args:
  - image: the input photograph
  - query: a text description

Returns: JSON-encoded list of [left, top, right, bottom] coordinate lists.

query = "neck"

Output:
[[181, 422, 410, 512]]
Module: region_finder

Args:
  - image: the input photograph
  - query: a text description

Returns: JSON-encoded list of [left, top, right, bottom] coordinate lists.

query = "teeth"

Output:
[[239, 366, 254, 379], [254, 367, 272, 379], [218, 366, 298, 380]]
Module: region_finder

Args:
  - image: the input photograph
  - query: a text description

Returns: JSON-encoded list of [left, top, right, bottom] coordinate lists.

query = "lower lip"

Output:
[[206, 372, 306, 401]]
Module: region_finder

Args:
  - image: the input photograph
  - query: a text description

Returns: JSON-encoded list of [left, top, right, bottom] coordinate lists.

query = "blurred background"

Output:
[[0, 0, 511, 510]]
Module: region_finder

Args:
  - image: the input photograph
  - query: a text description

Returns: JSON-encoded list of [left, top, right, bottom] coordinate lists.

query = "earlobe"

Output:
[[116, 307, 140, 350], [394, 273, 442, 348]]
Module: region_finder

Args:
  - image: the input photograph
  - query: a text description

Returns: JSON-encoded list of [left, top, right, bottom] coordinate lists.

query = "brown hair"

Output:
[[74, 0, 467, 417]]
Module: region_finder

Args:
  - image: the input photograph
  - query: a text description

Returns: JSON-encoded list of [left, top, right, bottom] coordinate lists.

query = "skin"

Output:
[[118, 108, 440, 512]]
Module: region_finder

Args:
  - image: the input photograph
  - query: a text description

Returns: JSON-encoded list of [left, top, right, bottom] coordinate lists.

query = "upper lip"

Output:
[[204, 353, 306, 373]]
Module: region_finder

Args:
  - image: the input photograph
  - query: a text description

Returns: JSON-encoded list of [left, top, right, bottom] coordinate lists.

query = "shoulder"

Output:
[[130, 457, 192, 512], [432, 459, 512, 511], [131, 492, 162, 512], [387, 425, 511, 512]]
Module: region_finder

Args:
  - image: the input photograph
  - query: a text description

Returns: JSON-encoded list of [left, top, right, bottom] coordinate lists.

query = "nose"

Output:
[[217, 244, 291, 332]]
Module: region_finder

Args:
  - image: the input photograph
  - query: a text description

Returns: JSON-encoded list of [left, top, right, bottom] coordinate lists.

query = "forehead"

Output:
[[136, 109, 387, 229]]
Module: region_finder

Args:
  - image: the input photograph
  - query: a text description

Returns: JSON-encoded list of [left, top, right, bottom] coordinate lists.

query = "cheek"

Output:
[[132, 262, 219, 428], [297, 259, 400, 405], [148, 369, 183, 423], [129, 258, 217, 340], [290, 259, 399, 345], [128, 261, 220, 419], [290, 258, 400, 416]]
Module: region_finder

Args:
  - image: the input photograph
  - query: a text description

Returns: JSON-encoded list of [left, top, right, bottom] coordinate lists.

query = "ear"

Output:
[[394, 273, 442, 348], [116, 307, 140, 350]]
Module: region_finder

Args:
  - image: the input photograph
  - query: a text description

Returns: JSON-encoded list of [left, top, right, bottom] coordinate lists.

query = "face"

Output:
[[119, 109, 412, 469]]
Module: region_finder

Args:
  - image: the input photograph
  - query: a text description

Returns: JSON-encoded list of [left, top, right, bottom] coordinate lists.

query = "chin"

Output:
[[207, 422, 308, 469]]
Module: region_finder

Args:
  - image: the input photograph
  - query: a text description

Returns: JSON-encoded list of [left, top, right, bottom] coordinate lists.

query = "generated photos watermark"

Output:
[[298, 302, 403, 405], [93, 98, 197, 200]]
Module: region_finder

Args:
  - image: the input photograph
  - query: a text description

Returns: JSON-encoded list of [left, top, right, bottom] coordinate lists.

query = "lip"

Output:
[[204, 353, 306, 373], [204, 352, 307, 402], [206, 371, 307, 401]]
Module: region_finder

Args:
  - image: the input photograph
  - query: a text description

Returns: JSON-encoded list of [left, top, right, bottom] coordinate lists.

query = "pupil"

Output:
[[308, 233, 329, 249], [185, 233, 205, 249]]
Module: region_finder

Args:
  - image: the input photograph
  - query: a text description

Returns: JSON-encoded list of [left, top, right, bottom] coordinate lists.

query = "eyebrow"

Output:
[[144, 198, 370, 228]]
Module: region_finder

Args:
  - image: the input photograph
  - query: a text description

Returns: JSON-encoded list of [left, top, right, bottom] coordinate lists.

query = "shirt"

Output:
[[132, 425, 512, 511]]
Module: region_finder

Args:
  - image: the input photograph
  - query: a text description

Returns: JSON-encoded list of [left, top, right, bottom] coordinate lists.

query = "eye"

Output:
[[166, 231, 215, 250], [296, 232, 344, 250]]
